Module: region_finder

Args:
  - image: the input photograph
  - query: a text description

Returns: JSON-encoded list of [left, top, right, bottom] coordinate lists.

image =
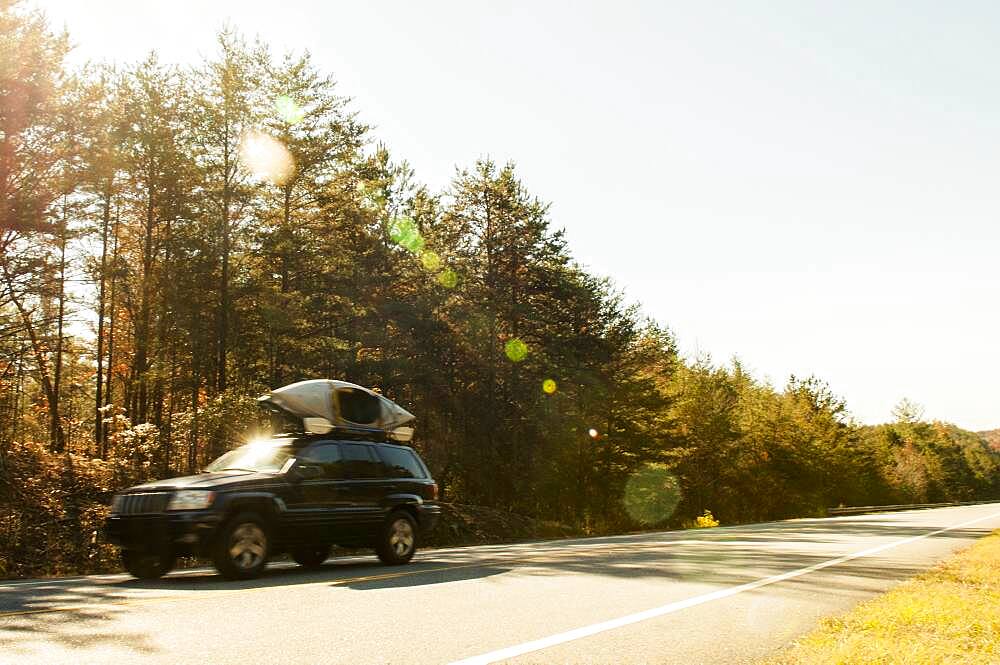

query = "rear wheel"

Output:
[[376, 510, 417, 565], [291, 544, 330, 569], [212, 512, 270, 580], [121, 549, 175, 580]]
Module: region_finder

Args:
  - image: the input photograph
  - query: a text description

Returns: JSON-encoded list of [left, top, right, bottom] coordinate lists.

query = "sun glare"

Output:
[[240, 131, 295, 185]]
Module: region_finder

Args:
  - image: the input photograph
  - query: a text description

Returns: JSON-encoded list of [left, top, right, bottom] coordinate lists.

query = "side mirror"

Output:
[[287, 463, 322, 483]]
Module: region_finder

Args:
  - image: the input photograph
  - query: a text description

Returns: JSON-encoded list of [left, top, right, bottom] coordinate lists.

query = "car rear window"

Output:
[[377, 446, 426, 479]]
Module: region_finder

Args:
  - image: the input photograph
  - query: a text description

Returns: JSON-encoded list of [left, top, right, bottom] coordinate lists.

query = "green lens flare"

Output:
[[421, 251, 442, 271], [504, 338, 528, 362], [437, 268, 458, 288], [623, 464, 681, 525], [274, 96, 305, 125], [388, 217, 424, 253], [542, 379, 557, 394]]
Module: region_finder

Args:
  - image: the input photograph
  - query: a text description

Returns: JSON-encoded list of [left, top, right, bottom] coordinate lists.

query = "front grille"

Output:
[[118, 492, 171, 515]]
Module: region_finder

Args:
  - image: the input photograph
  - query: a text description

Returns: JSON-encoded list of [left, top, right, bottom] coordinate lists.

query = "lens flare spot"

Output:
[[240, 131, 294, 185], [389, 216, 424, 253], [542, 379, 557, 394], [421, 251, 442, 271], [437, 268, 458, 288], [504, 338, 528, 362], [588, 428, 599, 439], [623, 463, 681, 525], [274, 95, 305, 124]]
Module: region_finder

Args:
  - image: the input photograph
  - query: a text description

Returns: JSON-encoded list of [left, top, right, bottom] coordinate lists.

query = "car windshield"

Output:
[[204, 443, 295, 474]]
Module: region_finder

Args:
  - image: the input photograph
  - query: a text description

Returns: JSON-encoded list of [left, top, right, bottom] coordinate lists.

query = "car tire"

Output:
[[291, 544, 331, 569], [212, 511, 271, 580], [376, 510, 418, 565], [121, 549, 175, 580]]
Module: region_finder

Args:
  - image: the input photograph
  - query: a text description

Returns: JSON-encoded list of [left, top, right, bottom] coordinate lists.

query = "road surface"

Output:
[[3, 502, 1000, 664]]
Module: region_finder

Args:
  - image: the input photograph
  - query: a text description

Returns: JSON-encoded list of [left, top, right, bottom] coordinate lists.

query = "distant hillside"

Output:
[[978, 429, 1000, 452]]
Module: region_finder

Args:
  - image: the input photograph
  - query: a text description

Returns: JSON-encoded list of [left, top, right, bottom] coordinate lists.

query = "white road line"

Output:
[[448, 509, 1000, 665]]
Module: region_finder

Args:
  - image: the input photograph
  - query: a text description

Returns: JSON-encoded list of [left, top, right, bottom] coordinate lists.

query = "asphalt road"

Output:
[[3, 502, 1000, 665]]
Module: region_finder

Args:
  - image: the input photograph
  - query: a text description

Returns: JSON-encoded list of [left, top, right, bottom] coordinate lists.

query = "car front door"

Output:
[[339, 442, 385, 540], [286, 442, 345, 544]]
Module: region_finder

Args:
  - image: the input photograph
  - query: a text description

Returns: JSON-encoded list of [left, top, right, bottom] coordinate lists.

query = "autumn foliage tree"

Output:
[[0, 1, 997, 577]]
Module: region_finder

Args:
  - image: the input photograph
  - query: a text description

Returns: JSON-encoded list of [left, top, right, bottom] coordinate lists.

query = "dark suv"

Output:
[[105, 436, 440, 580]]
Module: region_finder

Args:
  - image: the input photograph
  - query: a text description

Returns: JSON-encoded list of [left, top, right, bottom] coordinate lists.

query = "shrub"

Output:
[[683, 509, 720, 529]]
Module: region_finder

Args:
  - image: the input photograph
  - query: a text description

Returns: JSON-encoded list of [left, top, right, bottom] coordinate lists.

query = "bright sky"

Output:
[[39, 1, 1000, 430]]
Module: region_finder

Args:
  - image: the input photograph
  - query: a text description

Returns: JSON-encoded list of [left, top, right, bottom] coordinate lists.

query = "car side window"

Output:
[[340, 443, 379, 479], [298, 443, 346, 480], [376, 446, 426, 479]]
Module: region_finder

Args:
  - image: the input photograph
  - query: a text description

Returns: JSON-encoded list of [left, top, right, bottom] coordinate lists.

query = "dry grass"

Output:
[[764, 529, 1000, 665]]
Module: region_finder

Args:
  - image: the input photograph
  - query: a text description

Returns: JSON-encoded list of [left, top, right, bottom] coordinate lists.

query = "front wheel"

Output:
[[376, 510, 418, 565], [212, 512, 270, 580], [121, 549, 175, 580]]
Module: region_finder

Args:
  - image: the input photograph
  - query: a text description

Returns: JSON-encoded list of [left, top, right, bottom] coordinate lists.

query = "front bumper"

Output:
[[418, 503, 441, 531], [105, 512, 222, 555]]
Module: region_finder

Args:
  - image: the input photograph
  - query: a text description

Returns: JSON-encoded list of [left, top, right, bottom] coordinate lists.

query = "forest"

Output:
[[2, 2, 998, 577]]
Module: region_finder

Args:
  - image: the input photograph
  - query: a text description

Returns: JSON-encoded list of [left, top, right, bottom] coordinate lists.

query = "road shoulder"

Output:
[[763, 528, 1000, 665]]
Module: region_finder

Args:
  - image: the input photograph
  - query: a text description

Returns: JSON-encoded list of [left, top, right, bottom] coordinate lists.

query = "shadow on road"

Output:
[[0, 585, 159, 657], [342, 565, 509, 590], [1, 512, 994, 657]]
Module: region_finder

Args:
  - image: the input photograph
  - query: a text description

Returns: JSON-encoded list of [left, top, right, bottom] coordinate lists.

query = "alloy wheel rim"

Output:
[[389, 518, 414, 556], [229, 522, 266, 570]]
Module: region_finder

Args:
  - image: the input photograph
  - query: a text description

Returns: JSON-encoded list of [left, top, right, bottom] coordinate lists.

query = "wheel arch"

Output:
[[383, 494, 421, 524], [219, 492, 283, 529]]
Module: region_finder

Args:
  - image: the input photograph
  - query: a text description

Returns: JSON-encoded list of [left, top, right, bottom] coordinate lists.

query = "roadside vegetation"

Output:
[[682, 510, 720, 529], [2, 2, 999, 578], [765, 529, 1000, 664]]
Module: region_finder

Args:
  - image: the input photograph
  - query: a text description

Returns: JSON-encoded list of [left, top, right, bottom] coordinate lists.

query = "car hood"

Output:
[[127, 471, 279, 491]]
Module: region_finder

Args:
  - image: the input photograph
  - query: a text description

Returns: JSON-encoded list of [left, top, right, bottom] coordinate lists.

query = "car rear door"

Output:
[[339, 442, 385, 538]]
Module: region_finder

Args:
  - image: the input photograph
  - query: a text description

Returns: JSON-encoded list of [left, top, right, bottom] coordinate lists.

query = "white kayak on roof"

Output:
[[258, 379, 415, 442]]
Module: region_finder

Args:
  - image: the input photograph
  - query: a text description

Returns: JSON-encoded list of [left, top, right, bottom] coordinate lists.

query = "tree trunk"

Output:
[[94, 184, 112, 452], [482, 186, 497, 506], [217, 124, 232, 395], [102, 204, 121, 459], [52, 198, 68, 452], [152, 213, 173, 432], [0, 260, 65, 452], [189, 358, 200, 474], [134, 170, 156, 423]]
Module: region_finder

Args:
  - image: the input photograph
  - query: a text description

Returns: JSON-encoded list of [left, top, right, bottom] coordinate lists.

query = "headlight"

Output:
[[167, 490, 216, 511], [110, 494, 125, 514]]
